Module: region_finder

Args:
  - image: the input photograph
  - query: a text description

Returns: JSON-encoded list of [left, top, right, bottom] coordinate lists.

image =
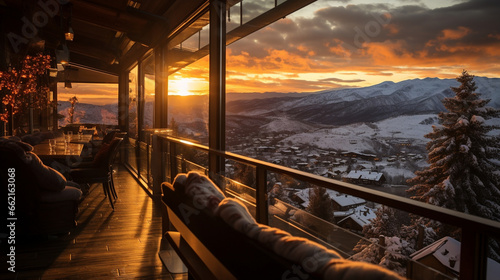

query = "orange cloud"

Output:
[[438, 26, 471, 40]]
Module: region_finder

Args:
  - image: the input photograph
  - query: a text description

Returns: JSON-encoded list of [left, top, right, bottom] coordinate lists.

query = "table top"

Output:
[[69, 134, 93, 144], [33, 142, 85, 159], [39, 134, 93, 144]]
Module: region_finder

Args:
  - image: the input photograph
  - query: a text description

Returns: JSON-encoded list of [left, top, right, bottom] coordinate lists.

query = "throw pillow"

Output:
[[27, 151, 67, 192], [178, 172, 225, 214]]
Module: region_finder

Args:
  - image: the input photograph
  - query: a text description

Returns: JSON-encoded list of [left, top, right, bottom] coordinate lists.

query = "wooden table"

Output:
[[69, 134, 93, 144], [33, 142, 85, 159]]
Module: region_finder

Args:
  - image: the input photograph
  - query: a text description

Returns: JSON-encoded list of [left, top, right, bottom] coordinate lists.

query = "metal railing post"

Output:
[[460, 228, 488, 280], [169, 141, 178, 183], [256, 166, 268, 224]]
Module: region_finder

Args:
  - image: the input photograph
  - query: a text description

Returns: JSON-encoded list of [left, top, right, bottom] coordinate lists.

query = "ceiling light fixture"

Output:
[[56, 43, 70, 65], [65, 26, 74, 41]]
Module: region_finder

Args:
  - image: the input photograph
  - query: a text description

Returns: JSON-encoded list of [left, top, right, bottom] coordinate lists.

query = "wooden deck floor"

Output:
[[6, 166, 187, 280]]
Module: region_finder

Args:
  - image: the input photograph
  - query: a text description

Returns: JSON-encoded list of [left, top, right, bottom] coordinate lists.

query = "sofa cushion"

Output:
[[173, 171, 225, 214], [216, 197, 345, 278], [322, 259, 403, 280], [0, 137, 33, 162], [28, 151, 67, 192]]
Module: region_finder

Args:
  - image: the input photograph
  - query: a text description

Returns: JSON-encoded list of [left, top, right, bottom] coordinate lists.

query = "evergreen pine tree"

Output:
[[407, 70, 500, 221], [306, 187, 334, 223], [352, 206, 414, 276], [407, 70, 500, 261]]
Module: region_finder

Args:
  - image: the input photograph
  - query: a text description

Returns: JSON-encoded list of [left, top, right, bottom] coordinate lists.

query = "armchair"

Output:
[[69, 137, 123, 209]]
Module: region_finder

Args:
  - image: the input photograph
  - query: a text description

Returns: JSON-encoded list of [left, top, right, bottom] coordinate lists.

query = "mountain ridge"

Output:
[[58, 76, 499, 128], [227, 76, 499, 126]]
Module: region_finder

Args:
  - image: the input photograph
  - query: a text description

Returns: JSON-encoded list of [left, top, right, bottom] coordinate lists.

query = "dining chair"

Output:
[[69, 137, 123, 209]]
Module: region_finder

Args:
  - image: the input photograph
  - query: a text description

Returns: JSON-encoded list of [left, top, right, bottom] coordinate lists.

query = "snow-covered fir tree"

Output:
[[407, 70, 500, 261], [408, 70, 500, 221], [354, 71, 500, 274], [352, 206, 414, 276]]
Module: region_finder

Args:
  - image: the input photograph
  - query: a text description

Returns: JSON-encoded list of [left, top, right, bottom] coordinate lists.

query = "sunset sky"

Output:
[[61, 0, 500, 102]]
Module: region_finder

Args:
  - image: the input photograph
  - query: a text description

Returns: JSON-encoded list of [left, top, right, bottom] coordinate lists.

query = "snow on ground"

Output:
[[281, 114, 436, 151], [380, 166, 418, 178], [260, 117, 315, 133]]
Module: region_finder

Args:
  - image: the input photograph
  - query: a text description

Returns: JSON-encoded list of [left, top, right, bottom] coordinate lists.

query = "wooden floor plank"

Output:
[[3, 166, 187, 280]]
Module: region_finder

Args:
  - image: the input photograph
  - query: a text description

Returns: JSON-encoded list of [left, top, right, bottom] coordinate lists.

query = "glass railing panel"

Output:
[[269, 198, 359, 258], [224, 158, 256, 189], [487, 236, 500, 280], [266, 170, 465, 279], [148, 141, 153, 186], [180, 158, 207, 174], [153, 136, 499, 279], [139, 141, 149, 184], [178, 146, 209, 171], [126, 138, 138, 173], [162, 140, 171, 183]]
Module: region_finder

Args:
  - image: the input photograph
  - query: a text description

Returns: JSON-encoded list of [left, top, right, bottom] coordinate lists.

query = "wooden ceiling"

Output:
[[0, 0, 181, 79], [1, 0, 312, 82]]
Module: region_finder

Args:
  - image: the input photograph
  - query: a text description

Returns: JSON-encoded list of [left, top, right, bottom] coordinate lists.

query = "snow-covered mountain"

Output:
[[58, 101, 118, 126], [227, 77, 500, 126], [58, 76, 499, 130]]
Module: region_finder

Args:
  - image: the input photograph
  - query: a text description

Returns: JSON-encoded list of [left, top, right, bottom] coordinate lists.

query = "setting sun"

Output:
[[168, 77, 208, 96], [170, 78, 193, 96]]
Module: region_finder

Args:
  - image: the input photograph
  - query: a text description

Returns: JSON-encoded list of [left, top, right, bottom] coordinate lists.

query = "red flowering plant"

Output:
[[0, 53, 52, 122]]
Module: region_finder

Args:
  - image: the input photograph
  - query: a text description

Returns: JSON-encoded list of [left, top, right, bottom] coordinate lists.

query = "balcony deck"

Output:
[[10, 166, 186, 280]]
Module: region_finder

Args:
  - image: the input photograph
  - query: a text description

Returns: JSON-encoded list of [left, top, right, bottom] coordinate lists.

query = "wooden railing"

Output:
[[151, 135, 500, 280]]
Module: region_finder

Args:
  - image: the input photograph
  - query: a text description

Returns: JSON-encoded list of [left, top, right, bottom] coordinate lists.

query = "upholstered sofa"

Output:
[[0, 137, 82, 236], [161, 172, 403, 280]]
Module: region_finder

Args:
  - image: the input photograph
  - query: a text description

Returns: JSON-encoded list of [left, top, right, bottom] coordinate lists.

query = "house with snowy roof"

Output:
[[341, 151, 377, 161], [408, 236, 500, 280], [343, 170, 386, 185], [292, 188, 366, 212], [336, 206, 377, 233], [327, 190, 366, 211]]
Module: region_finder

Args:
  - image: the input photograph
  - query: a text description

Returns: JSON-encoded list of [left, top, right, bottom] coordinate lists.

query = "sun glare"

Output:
[[169, 77, 207, 96]]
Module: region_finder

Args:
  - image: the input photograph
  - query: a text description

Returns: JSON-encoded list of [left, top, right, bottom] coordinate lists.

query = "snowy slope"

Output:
[[58, 101, 118, 126], [281, 114, 436, 152]]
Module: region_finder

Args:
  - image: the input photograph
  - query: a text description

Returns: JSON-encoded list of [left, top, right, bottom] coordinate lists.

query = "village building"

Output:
[[408, 237, 500, 280], [343, 170, 386, 185], [336, 206, 377, 233]]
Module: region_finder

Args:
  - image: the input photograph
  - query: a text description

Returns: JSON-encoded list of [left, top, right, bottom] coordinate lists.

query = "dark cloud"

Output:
[[243, 0, 499, 59], [225, 0, 500, 92]]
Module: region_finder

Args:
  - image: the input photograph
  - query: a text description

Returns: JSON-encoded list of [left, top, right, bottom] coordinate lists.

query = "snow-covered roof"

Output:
[[337, 205, 377, 227], [411, 236, 461, 274], [326, 189, 365, 207], [294, 188, 365, 208], [411, 236, 500, 280], [345, 170, 384, 181]]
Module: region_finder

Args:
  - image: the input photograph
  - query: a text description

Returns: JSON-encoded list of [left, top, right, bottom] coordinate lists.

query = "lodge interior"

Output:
[[1, 0, 499, 279]]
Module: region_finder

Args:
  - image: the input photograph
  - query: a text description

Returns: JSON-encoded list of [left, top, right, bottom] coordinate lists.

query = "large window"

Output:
[[226, 0, 499, 193], [166, 12, 210, 146], [142, 54, 155, 131], [224, 0, 500, 278], [57, 82, 118, 128], [128, 65, 139, 139]]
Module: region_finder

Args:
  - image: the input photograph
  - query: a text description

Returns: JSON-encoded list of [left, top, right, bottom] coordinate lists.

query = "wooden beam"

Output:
[[71, 0, 150, 37]]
